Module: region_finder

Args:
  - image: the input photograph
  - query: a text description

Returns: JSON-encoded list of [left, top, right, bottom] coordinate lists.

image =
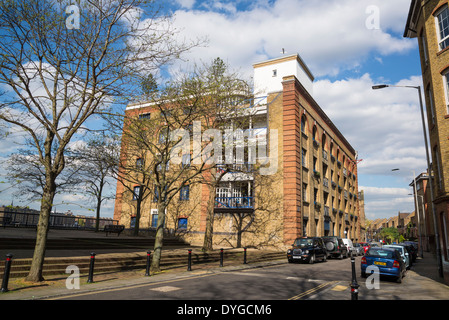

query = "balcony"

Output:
[[214, 196, 254, 213], [216, 164, 254, 181]]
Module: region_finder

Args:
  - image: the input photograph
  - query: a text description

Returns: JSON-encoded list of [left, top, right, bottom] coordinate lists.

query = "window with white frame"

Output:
[[151, 209, 158, 228], [443, 70, 449, 114], [436, 5, 449, 51]]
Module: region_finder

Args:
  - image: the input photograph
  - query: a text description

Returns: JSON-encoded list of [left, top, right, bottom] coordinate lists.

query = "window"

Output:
[[443, 71, 449, 113], [180, 185, 190, 201], [153, 186, 159, 203], [421, 32, 428, 64], [178, 218, 188, 230], [130, 216, 136, 228], [132, 186, 140, 201], [158, 127, 169, 144], [151, 210, 158, 228], [427, 87, 436, 123], [436, 5, 449, 51], [302, 148, 307, 167], [301, 115, 306, 133], [139, 113, 151, 120], [182, 153, 191, 168], [272, 69, 277, 77], [156, 154, 169, 172], [136, 158, 143, 170], [434, 146, 443, 190], [302, 183, 307, 202]]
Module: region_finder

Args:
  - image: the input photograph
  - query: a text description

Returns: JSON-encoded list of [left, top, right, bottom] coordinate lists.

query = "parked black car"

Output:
[[287, 237, 327, 264], [322, 236, 349, 259], [398, 242, 417, 263]]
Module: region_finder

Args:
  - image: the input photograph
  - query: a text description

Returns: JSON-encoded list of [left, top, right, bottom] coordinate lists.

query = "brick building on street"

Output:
[[113, 54, 364, 248], [404, 0, 449, 284]]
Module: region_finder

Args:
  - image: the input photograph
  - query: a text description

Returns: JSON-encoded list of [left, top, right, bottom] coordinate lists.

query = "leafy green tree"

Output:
[[380, 227, 400, 244]]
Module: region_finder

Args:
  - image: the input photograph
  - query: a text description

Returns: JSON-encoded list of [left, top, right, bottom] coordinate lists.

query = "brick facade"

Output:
[[113, 55, 363, 249], [405, 0, 449, 284]]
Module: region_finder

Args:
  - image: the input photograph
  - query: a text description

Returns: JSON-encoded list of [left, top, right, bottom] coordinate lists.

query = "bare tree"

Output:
[[71, 134, 120, 231], [0, 0, 200, 282], [112, 58, 252, 273], [6, 149, 82, 204]]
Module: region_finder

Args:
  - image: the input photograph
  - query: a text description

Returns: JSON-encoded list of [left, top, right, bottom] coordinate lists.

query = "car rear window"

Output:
[[366, 248, 395, 259]]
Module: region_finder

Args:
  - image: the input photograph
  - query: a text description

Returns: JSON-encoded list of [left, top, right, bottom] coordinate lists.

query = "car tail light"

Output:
[[393, 260, 400, 268], [361, 257, 366, 264]]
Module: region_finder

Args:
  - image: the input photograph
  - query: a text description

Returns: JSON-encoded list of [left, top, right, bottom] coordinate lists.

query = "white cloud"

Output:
[[169, 0, 416, 78], [313, 73, 427, 176], [175, 0, 196, 10], [360, 186, 415, 220]]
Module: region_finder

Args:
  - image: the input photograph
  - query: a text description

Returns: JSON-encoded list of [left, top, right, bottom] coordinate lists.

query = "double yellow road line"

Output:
[[289, 281, 339, 300]]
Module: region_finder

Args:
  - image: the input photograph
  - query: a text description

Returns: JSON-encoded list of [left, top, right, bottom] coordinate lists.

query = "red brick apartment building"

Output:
[[113, 54, 363, 248]]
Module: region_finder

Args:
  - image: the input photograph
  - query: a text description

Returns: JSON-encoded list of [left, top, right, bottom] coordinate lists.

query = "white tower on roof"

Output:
[[253, 53, 314, 98]]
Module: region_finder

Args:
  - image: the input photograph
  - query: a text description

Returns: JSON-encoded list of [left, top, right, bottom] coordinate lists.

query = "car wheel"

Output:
[[322, 254, 327, 262], [309, 254, 315, 264]]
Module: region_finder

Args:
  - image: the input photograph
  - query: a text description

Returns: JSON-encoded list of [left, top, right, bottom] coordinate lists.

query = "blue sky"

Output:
[[0, 0, 427, 221]]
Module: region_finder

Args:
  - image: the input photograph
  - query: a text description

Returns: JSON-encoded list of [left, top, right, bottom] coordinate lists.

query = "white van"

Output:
[[342, 238, 357, 256]]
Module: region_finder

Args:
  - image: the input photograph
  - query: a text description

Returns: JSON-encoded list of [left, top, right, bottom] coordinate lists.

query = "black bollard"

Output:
[[220, 248, 224, 267], [145, 251, 151, 276], [87, 252, 96, 283], [350, 252, 359, 300], [1, 254, 13, 293], [243, 247, 247, 264], [187, 249, 192, 271]]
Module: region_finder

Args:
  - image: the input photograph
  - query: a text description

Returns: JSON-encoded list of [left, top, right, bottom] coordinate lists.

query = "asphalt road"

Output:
[[49, 256, 360, 300], [47, 254, 449, 303]]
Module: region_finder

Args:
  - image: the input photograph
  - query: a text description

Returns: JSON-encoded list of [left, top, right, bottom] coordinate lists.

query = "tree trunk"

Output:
[[133, 185, 144, 236], [202, 183, 216, 252], [150, 201, 166, 274], [95, 196, 101, 232], [236, 215, 243, 248], [25, 186, 55, 282], [133, 198, 142, 237]]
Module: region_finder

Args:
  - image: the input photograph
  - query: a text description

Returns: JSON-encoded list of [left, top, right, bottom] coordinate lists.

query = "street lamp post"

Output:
[[373, 84, 443, 278]]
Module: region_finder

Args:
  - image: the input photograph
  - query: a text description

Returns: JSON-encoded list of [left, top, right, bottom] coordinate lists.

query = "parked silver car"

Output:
[[383, 245, 411, 270], [353, 243, 364, 256]]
